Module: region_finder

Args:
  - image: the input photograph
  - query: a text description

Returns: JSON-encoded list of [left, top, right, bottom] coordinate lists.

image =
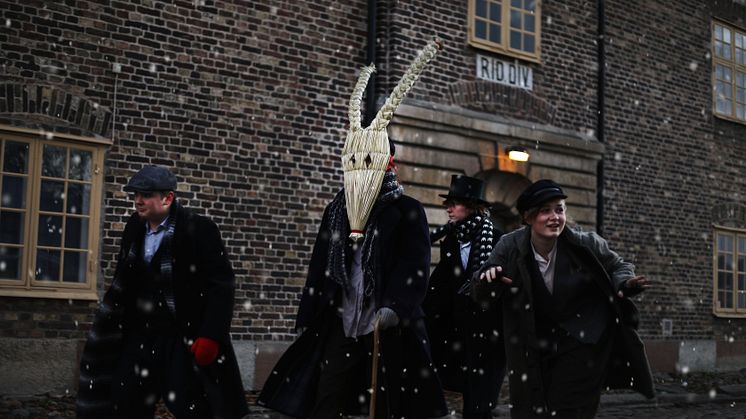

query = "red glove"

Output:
[[191, 337, 219, 366]]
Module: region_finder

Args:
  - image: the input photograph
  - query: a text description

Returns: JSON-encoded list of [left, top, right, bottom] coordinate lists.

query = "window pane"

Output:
[[0, 246, 20, 280], [721, 291, 733, 309], [511, 0, 521, 7], [69, 150, 92, 181], [63, 251, 87, 283], [739, 255, 746, 272], [525, 14, 535, 32], [715, 41, 725, 58], [66, 183, 91, 215], [719, 233, 732, 251], [35, 249, 60, 281], [737, 33, 744, 48], [65, 217, 88, 249], [489, 2, 501, 21], [739, 292, 746, 309], [475, 19, 487, 40], [489, 24, 501, 43], [510, 10, 521, 29], [525, 0, 536, 12], [40, 180, 65, 212], [476, 0, 487, 18], [38, 215, 63, 247], [715, 24, 723, 41], [42, 145, 66, 178], [3, 141, 29, 174], [524, 35, 535, 53], [510, 30, 521, 49], [0, 211, 23, 244], [1, 175, 26, 209], [738, 104, 745, 120]]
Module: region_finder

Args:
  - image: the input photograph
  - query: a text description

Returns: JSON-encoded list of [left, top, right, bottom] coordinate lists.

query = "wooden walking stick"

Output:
[[369, 318, 381, 419]]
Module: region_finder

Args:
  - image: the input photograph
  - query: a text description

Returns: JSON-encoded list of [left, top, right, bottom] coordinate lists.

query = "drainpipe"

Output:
[[596, 0, 606, 236], [364, 0, 378, 126]]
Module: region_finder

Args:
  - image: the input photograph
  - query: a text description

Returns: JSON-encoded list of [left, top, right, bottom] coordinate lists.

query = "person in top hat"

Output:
[[423, 174, 507, 418], [472, 179, 654, 419], [76, 165, 248, 419]]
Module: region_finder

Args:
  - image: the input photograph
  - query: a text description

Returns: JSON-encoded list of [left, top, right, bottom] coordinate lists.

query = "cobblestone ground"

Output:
[[2, 371, 744, 418]]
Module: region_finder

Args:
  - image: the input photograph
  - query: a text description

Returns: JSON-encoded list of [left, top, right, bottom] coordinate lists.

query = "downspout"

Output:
[[596, 0, 606, 236], [364, 0, 378, 126]]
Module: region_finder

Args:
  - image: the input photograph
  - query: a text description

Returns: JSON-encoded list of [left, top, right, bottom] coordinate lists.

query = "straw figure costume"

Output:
[[258, 40, 448, 419], [76, 166, 248, 419], [471, 180, 654, 419], [423, 175, 506, 419]]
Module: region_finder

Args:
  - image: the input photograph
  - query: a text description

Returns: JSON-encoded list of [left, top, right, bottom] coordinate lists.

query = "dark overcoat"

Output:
[[258, 195, 448, 419], [423, 229, 506, 413], [76, 202, 248, 419], [472, 226, 655, 419]]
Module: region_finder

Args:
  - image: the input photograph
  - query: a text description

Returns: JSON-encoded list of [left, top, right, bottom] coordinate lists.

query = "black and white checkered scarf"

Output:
[[431, 212, 495, 293]]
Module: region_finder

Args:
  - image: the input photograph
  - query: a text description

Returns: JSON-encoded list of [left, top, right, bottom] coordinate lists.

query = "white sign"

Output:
[[476, 54, 533, 90]]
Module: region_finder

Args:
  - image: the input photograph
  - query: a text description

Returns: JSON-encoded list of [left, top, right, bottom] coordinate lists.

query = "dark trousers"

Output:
[[311, 319, 374, 418], [111, 331, 211, 419], [540, 330, 614, 419]]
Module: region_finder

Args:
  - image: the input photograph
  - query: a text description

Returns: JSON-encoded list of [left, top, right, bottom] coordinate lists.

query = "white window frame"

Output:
[[468, 0, 542, 63], [713, 225, 746, 318], [0, 125, 107, 300], [713, 20, 746, 124]]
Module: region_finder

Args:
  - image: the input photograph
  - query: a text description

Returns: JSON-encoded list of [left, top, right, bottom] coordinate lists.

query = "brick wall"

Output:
[[372, 0, 598, 134], [2, 0, 745, 348], [603, 0, 746, 339], [0, 0, 368, 342]]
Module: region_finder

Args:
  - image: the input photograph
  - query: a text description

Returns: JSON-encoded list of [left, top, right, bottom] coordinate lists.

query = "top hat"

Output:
[[439, 175, 489, 205], [515, 179, 567, 213]]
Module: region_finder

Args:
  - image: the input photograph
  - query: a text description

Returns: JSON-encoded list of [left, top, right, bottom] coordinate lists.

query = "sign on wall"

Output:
[[476, 53, 533, 90]]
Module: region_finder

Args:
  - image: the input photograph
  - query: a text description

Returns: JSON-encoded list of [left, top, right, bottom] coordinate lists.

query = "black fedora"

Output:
[[439, 174, 489, 205]]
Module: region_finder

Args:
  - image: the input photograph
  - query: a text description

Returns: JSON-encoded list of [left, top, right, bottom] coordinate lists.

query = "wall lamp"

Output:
[[507, 146, 529, 162]]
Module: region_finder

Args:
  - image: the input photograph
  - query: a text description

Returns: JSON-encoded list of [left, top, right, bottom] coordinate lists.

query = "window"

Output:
[[468, 0, 541, 63], [713, 21, 746, 123], [0, 127, 105, 300], [713, 227, 746, 317]]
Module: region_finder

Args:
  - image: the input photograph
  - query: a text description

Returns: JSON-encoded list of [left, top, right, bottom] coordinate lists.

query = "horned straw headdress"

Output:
[[343, 39, 440, 241]]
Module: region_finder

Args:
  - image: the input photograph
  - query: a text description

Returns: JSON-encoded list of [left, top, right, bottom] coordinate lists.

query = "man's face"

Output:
[[132, 191, 173, 222], [526, 198, 566, 240], [444, 199, 473, 222]]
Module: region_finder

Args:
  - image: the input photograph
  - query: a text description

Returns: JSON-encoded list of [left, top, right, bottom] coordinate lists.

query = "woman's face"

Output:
[[525, 198, 566, 240], [444, 199, 473, 222]]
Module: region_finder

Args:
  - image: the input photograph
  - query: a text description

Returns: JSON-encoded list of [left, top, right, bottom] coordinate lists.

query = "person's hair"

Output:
[[521, 199, 567, 224], [445, 198, 490, 216]]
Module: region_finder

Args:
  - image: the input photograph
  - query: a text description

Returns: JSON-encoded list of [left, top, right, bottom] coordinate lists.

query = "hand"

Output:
[[479, 266, 512, 285], [375, 307, 400, 330], [618, 275, 652, 298], [191, 337, 220, 366]]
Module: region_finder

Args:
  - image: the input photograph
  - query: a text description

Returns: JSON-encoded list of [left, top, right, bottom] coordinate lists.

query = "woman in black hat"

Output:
[[423, 174, 506, 419], [472, 179, 654, 419]]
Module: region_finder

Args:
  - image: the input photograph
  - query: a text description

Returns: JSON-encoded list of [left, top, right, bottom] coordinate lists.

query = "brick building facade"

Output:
[[0, 0, 744, 395]]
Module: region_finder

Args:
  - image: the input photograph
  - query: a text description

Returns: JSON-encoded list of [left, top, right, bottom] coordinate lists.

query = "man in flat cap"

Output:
[[76, 165, 248, 419]]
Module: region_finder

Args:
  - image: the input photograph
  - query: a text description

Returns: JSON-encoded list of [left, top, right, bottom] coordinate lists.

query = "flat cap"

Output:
[[516, 179, 567, 214], [123, 165, 177, 192]]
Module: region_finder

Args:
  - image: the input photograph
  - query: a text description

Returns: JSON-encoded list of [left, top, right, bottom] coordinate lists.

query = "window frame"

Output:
[[0, 125, 107, 301], [467, 0, 542, 63], [712, 224, 746, 318], [712, 19, 746, 124]]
